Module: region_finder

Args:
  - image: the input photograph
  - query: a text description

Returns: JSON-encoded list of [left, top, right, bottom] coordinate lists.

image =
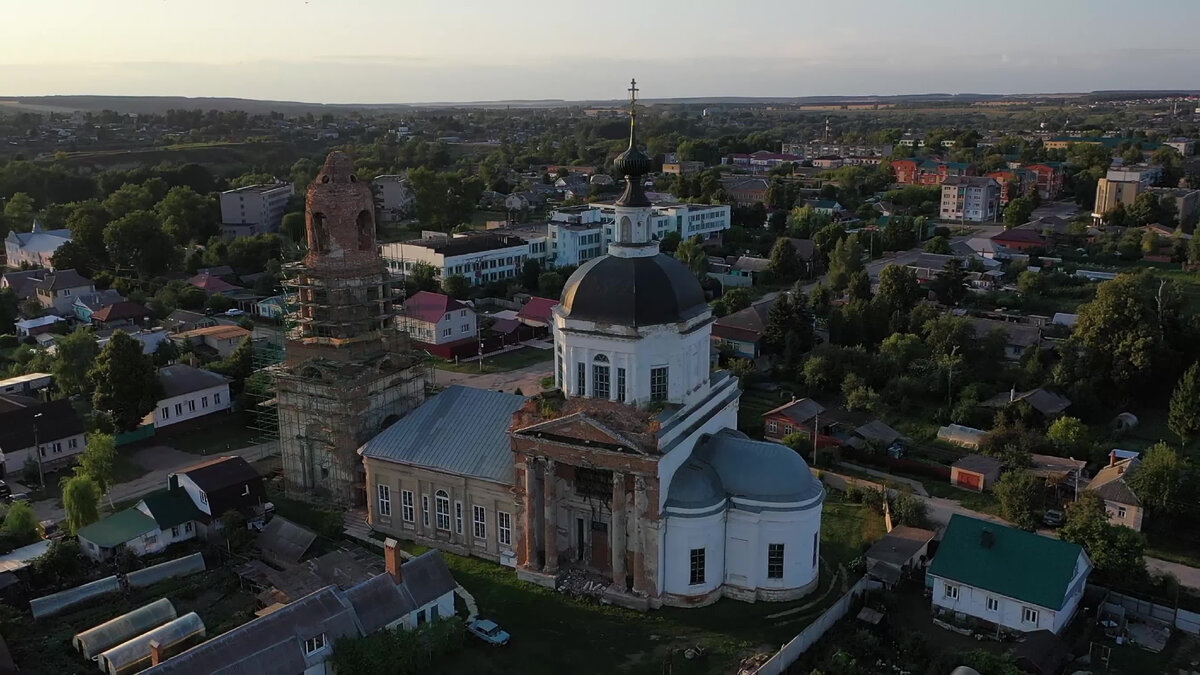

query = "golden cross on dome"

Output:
[[628, 78, 638, 105]]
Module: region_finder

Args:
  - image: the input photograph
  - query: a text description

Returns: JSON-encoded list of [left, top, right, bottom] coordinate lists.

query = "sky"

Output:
[[2, 0, 1200, 104]]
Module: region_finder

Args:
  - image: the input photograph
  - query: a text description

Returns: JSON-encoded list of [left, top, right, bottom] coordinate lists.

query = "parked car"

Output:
[[0, 481, 11, 499], [467, 618, 510, 646], [8, 493, 30, 505], [1043, 509, 1065, 527], [224, 308, 245, 317]]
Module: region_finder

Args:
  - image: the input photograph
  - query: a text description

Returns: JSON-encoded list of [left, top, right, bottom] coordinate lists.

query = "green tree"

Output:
[[74, 432, 117, 496], [674, 236, 709, 279], [933, 258, 968, 306], [722, 288, 750, 313], [3, 193, 36, 232], [49, 240, 94, 277], [0, 500, 39, 546], [102, 182, 156, 219], [65, 199, 110, 262], [847, 269, 871, 302], [280, 211, 306, 244], [658, 230, 682, 254], [89, 331, 163, 431], [62, 475, 101, 535], [104, 210, 179, 277], [891, 492, 929, 529], [442, 275, 470, 300], [875, 264, 921, 316], [1004, 196, 1035, 228], [1017, 270, 1043, 296], [1046, 416, 1089, 457], [994, 470, 1042, 530], [1169, 362, 1200, 442], [156, 186, 218, 244], [923, 235, 950, 254], [521, 259, 541, 291], [1127, 442, 1190, 514], [53, 328, 99, 396], [879, 333, 925, 374], [408, 262, 440, 293], [826, 233, 864, 290], [1061, 491, 1146, 579], [0, 287, 19, 338], [537, 271, 565, 300], [767, 237, 798, 281]]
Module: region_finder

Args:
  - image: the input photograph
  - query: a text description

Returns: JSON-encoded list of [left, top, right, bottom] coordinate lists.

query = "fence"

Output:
[[115, 424, 155, 447], [753, 577, 870, 675], [1099, 586, 1200, 635], [235, 441, 279, 463]]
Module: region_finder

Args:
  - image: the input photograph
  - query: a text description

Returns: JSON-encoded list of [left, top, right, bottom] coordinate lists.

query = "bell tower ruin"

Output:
[[275, 151, 427, 505]]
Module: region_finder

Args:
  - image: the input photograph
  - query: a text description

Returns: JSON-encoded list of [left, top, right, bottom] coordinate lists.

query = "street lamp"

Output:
[[32, 412, 44, 491]]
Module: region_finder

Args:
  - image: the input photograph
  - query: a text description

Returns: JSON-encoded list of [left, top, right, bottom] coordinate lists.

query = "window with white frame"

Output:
[[214, 392, 221, 404], [377, 484, 392, 517], [650, 366, 669, 401], [455, 501, 463, 535], [616, 368, 626, 402], [401, 490, 415, 522], [498, 511, 511, 546], [689, 548, 705, 585], [766, 420, 778, 434], [175, 403, 182, 415], [68, 437, 78, 449], [1022, 607, 1039, 625], [1117, 506, 1127, 519], [944, 584, 959, 600], [576, 362, 586, 396], [422, 495, 430, 527], [767, 543, 785, 579], [592, 359, 610, 399], [986, 596, 999, 612], [472, 505, 486, 539], [303, 634, 327, 655], [161, 407, 169, 419], [187, 399, 196, 412], [435, 490, 451, 530]]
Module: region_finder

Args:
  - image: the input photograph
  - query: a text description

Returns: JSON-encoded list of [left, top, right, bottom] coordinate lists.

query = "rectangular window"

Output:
[[767, 543, 785, 579], [650, 366, 669, 401], [592, 364, 610, 399], [436, 492, 451, 530], [401, 490, 415, 523], [576, 362, 586, 396], [1022, 607, 1039, 625], [303, 634, 326, 655], [422, 495, 430, 527], [187, 399, 196, 412], [944, 584, 959, 600], [987, 596, 999, 612], [616, 368, 626, 402], [498, 511, 512, 546], [68, 438, 78, 449], [442, 327, 452, 338], [171, 526, 179, 537], [145, 534, 158, 545], [689, 548, 706, 585], [461, 324, 470, 333], [767, 420, 778, 434], [214, 392, 221, 404], [1117, 506, 1127, 519], [174, 403, 183, 415], [473, 505, 487, 539], [201, 396, 208, 409], [377, 484, 392, 517], [161, 407, 169, 420], [455, 501, 463, 535], [184, 521, 193, 533]]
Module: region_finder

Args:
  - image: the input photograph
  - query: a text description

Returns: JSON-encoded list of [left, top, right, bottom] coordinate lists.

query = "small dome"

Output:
[[560, 254, 707, 327], [614, 144, 653, 177], [665, 461, 724, 510], [699, 429, 824, 505]]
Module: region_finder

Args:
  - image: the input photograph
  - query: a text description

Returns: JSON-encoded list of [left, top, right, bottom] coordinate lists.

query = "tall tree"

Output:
[[48, 240, 94, 277], [1046, 416, 1089, 457], [674, 236, 709, 279], [156, 186, 218, 244], [1061, 491, 1146, 579], [1003, 196, 1035, 228], [0, 500, 38, 545], [826, 233, 864, 290], [767, 238, 798, 281], [1127, 442, 1190, 514], [521, 260, 541, 291], [89, 331, 162, 431], [0, 287, 17, 336], [53, 328, 99, 396], [74, 432, 117, 496], [994, 470, 1042, 530], [62, 475, 102, 535], [104, 210, 179, 276], [933, 258, 968, 306], [442, 275, 470, 300], [875, 264, 921, 316], [1169, 362, 1200, 442], [537, 271, 565, 300]]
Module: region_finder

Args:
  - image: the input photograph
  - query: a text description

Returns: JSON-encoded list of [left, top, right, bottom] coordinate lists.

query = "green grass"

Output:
[[434, 347, 553, 374], [160, 414, 260, 454], [377, 500, 881, 674]]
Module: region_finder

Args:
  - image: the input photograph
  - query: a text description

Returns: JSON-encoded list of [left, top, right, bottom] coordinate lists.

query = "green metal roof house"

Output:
[[76, 509, 161, 561], [927, 515, 1091, 634]]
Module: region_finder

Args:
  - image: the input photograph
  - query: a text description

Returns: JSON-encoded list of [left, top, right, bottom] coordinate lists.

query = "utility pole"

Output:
[[32, 412, 44, 491]]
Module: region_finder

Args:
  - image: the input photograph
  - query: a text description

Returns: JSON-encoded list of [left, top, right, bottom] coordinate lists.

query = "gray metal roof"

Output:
[[158, 364, 231, 398], [399, 549, 456, 609], [341, 574, 408, 634], [865, 526, 936, 568], [667, 429, 824, 511], [360, 385, 527, 484], [1086, 458, 1142, 506], [952, 454, 1005, 474], [258, 517, 317, 566]]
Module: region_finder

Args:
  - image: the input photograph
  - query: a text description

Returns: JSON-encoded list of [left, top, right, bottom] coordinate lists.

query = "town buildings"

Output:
[[1085, 455, 1145, 532], [4, 221, 72, 268], [33, 269, 95, 314], [152, 365, 232, 430], [275, 152, 428, 505], [381, 232, 529, 287], [0, 397, 86, 477], [939, 177, 1001, 222], [169, 324, 251, 359], [371, 174, 414, 222], [891, 159, 975, 186], [401, 291, 477, 358], [661, 160, 703, 175], [219, 182, 294, 237], [1092, 166, 1164, 223]]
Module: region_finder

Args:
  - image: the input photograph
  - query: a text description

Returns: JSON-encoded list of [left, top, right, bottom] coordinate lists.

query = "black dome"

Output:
[[560, 254, 708, 327], [614, 145, 653, 177]]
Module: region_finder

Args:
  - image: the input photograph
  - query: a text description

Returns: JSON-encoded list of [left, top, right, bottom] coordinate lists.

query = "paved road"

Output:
[[33, 441, 278, 523], [434, 360, 552, 397]]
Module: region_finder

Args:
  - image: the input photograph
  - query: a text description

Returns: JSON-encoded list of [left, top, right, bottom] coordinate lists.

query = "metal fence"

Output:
[[753, 576, 869, 675]]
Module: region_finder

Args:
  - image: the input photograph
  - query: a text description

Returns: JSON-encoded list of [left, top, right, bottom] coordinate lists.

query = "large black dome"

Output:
[[560, 253, 708, 327]]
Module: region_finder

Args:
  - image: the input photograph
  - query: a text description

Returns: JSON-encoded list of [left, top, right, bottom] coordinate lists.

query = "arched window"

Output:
[[310, 212, 330, 253], [592, 355, 611, 399], [435, 490, 451, 531], [593, 354, 609, 363], [619, 216, 632, 242], [356, 210, 374, 250]]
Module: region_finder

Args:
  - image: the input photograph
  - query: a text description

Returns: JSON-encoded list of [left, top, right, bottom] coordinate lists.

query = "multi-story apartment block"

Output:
[[940, 177, 1001, 222], [381, 232, 529, 286], [372, 174, 415, 223], [219, 183, 294, 237], [662, 160, 704, 175], [1092, 166, 1164, 223], [891, 159, 975, 186]]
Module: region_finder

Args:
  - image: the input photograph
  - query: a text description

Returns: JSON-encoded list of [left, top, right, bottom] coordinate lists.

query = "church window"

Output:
[[377, 484, 391, 518], [592, 363, 610, 399], [455, 501, 463, 534], [498, 511, 512, 546], [616, 368, 626, 402], [689, 548, 706, 585], [356, 210, 374, 250], [650, 366, 669, 401], [619, 216, 632, 241], [767, 544, 785, 579], [576, 362, 586, 396], [401, 490, 414, 523], [435, 490, 451, 531], [422, 495, 430, 527], [473, 505, 487, 539]]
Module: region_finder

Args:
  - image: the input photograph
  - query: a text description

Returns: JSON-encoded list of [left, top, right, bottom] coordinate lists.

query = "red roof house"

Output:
[[516, 297, 559, 328]]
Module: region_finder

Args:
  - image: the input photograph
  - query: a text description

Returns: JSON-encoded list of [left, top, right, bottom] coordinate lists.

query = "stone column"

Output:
[[632, 474, 648, 594], [543, 459, 558, 574], [611, 471, 627, 589], [522, 456, 539, 569]]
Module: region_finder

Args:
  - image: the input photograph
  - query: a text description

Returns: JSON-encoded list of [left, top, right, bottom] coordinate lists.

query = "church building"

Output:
[[361, 81, 824, 609]]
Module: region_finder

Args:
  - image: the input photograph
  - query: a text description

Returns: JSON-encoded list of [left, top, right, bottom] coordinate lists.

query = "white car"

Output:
[[225, 309, 245, 317]]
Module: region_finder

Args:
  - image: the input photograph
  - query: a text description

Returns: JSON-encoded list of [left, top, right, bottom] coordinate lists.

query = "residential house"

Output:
[[968, 318, 1041, 360], [162, 310, 217, 334], [361, 386, 528, 564], [515, 296, 558, 330], [255, 295, 287, 319], [711, 299, 772, 358], [188, 272, 240, 296], [401, 291, 477, 358], [0, 269, 48, 301], [991, 228, 1047, 253], [891, 159, 975, 186], [100, 328, 171, 356], [662, 160, 704, 175], [865, 525, 936, 587], [0, 397, 86, 477], [1164, 138, 1195, 156], [1025, 163, 1066, 200], [34, 269, 95, 314], [170, 455, 267, 533], [986, 168, 1036, 205], [950, 454, 1004, 491], [91, 301, 152, 330], [142, 545, 457, 674], [372, 174, 415, 223], [981, 387, 1071, 418], [72, 289, 125, 324], [14, 315, 63, 338], [76, 509, 165, 561], [719, 176, 769, 205], [0, 372, 53, 397], [4, 221, 72, 269], [219, 183, 293, 237], [928, 515, 1091, 634], [170, 325, 251, 358], [761, 398, 825, 442], [939, 177, 1000, 222], [136, 488, 205, 549], [1085, 455, 1145, 531], [153, 365, 232, 430], [381, 233, 529, 287], [804, 200, 843, 217]]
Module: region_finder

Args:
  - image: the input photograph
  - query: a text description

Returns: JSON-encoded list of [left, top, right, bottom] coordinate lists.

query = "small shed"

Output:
[[73, 598, 177, 659], [257, 516, 317, 566], [950, 454, 1004, 491], [1013, 629, 1071, 675], [865, 525, 936, 587]]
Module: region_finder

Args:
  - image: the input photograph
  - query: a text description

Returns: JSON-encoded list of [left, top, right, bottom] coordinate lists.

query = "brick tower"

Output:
[[275, 151, 427, 505]]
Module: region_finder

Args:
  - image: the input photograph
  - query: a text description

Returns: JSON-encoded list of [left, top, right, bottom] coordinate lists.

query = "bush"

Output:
[[0, 334, 16, 349]]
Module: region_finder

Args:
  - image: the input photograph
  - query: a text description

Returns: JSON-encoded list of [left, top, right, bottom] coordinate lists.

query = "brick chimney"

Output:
[[384, 537, 403, 585], [149, 640, 163, 666]]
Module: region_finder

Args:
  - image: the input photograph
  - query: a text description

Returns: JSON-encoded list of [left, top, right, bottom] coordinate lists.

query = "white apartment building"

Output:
[[153, 365, 232, 430], [381, 232, 529, 286], [549, 222, 606, 267], [940, 176, 1001, 222], [219, 183, 294, 237], [372, 174, 415, 223], [547, 202, 732, 266]]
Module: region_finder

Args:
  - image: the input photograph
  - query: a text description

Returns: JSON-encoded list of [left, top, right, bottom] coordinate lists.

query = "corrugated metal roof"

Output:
[[360, 386, 526, 484]]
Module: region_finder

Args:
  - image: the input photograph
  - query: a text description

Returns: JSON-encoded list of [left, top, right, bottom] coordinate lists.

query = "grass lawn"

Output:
[[161, 413, 261, 454], [435, 347, 553, 374], [379, 499, 882, 674]]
